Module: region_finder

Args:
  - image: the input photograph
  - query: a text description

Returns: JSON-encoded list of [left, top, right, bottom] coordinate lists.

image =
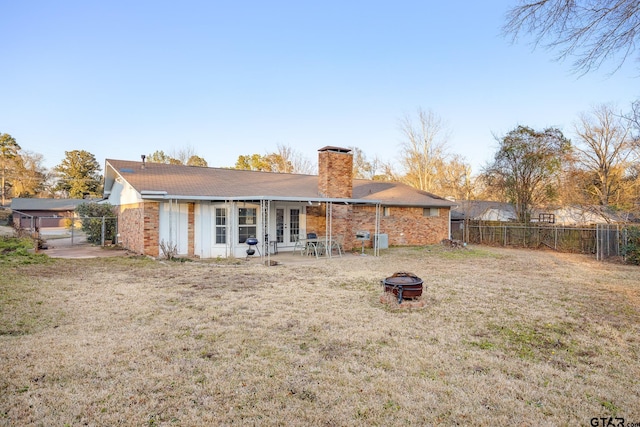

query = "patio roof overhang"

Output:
[[139, 191, 382, 205]]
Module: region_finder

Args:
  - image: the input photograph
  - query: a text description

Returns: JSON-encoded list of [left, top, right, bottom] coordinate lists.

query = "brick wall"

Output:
[[305, 205, 325, 236], [352, 206, 449, 248], [143, 202, 160, 257], [306, 203, 355, 251], [318, 148, 353, 199], [116, 201, 160, 257], [117, 202, 145, 254], [316, 147, 355, 249]]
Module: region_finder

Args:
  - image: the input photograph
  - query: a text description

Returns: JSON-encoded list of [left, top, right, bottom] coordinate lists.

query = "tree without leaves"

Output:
[[398, 108, 451, 193], [504, 0, 640, 74], [350, 146, 376, 180], [54, 150, 103, 198], [437, 154, 477, 201], [171, 146, 198, 165], [482, 126, 571, 222], [573, 104, 637, 208], [626, 99, 640, 141], [275, 144, 315, 174], [11, 151, 49, 198]]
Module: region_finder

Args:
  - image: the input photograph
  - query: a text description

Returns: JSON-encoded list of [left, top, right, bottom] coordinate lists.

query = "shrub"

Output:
[[76, 202, 117, 244], [622, 226, 640, 265], [159, 239, 178, 260]]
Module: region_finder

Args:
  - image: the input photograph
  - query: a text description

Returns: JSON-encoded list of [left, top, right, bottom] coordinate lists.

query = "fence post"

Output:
[[503, 225, 507, 247], [595, 224, 599, 261], [101, 216, 106, 247]]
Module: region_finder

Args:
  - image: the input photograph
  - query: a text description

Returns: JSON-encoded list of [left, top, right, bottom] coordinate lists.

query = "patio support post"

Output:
[[326, 201, 332, 258], [374, 202, 381, 256]]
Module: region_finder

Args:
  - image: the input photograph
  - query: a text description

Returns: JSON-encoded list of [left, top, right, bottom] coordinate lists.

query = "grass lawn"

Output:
[[1, 245, 639, 426]]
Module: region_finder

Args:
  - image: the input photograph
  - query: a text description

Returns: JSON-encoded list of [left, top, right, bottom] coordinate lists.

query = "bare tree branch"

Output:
[[504, 0, 640, 74]]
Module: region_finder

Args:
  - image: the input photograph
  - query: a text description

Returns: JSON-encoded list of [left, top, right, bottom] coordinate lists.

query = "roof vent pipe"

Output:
[[141, 154, 146, 169]]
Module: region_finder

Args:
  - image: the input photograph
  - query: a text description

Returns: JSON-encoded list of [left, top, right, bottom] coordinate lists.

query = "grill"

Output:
[[245, 237, 259, 259], [382, 272, 424, 304], [355, 231, 370, 255]]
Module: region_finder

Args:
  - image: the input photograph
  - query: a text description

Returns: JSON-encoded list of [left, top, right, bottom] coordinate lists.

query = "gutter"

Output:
[[139, 193, 383, 205]]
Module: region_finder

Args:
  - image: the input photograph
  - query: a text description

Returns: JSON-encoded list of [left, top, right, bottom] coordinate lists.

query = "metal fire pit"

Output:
[[382, 272, 424, 304]]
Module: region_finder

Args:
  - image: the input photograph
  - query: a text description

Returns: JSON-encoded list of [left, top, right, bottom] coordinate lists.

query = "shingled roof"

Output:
[[105, 159, 454, 207], [10, 198, 89, 211]]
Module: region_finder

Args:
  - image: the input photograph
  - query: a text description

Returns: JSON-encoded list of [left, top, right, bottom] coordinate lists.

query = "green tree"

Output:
[[186, 155, 208, 167], [148, 147, 208, 166], [147, 150, 180, 164], [54, 150, 102, 198], [233, 145, 313, 174], [482, 126, 571, 222], [1, 133, 21, 205], [76, 202, 116, 244], [504, 0, 640, 74], [233, 152, 290, 172], [235, 154, 271, 171]]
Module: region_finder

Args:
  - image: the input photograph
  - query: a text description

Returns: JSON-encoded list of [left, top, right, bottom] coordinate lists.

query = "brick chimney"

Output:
[[318, 146, 353, 198]]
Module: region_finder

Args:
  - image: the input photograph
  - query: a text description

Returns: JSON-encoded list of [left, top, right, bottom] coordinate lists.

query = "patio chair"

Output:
[[305, 233, 322, 257], [328, 235, 343, 257], [293, 235, 307, 256]]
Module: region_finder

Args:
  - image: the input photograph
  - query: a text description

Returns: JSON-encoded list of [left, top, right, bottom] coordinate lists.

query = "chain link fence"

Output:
[[15, 215, 118, 247]]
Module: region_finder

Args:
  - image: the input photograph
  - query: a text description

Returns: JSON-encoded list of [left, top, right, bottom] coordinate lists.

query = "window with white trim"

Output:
[[238, 207, 257, 243], [215, 208, 226, 244]]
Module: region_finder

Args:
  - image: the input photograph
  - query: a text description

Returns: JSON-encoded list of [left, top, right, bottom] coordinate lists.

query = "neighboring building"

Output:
[[451, 201, 517, 223], [540, 206, 630, 225], [10, 198, 88, 229], [104, 146, 455, 258], [451, 200, 630, 228]]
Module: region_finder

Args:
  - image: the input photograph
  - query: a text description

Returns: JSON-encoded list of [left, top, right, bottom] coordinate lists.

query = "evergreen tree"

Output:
[[54, 150, 102, 198]]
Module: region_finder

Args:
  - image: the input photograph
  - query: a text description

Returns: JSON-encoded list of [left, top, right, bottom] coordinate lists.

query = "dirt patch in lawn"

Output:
[[1, 246, 639, 425]]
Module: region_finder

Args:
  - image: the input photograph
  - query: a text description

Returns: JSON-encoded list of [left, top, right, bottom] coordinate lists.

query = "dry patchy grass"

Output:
[[1, 246, 639, 426]]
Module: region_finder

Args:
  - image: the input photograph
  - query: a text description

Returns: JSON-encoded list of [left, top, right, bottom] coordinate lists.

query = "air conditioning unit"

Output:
[[374, 233, 388, 249]]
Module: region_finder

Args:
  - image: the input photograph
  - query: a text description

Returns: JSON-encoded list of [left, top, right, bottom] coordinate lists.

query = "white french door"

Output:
[[275, 206, 301, 248]]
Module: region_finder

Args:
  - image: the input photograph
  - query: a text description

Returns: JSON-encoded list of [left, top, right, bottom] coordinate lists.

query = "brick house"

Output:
[[103, 146, 455, 258]]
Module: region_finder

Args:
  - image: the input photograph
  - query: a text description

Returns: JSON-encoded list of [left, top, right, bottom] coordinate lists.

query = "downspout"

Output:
[[326, 201, 332, 258], [169, 198, 173, 249]]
